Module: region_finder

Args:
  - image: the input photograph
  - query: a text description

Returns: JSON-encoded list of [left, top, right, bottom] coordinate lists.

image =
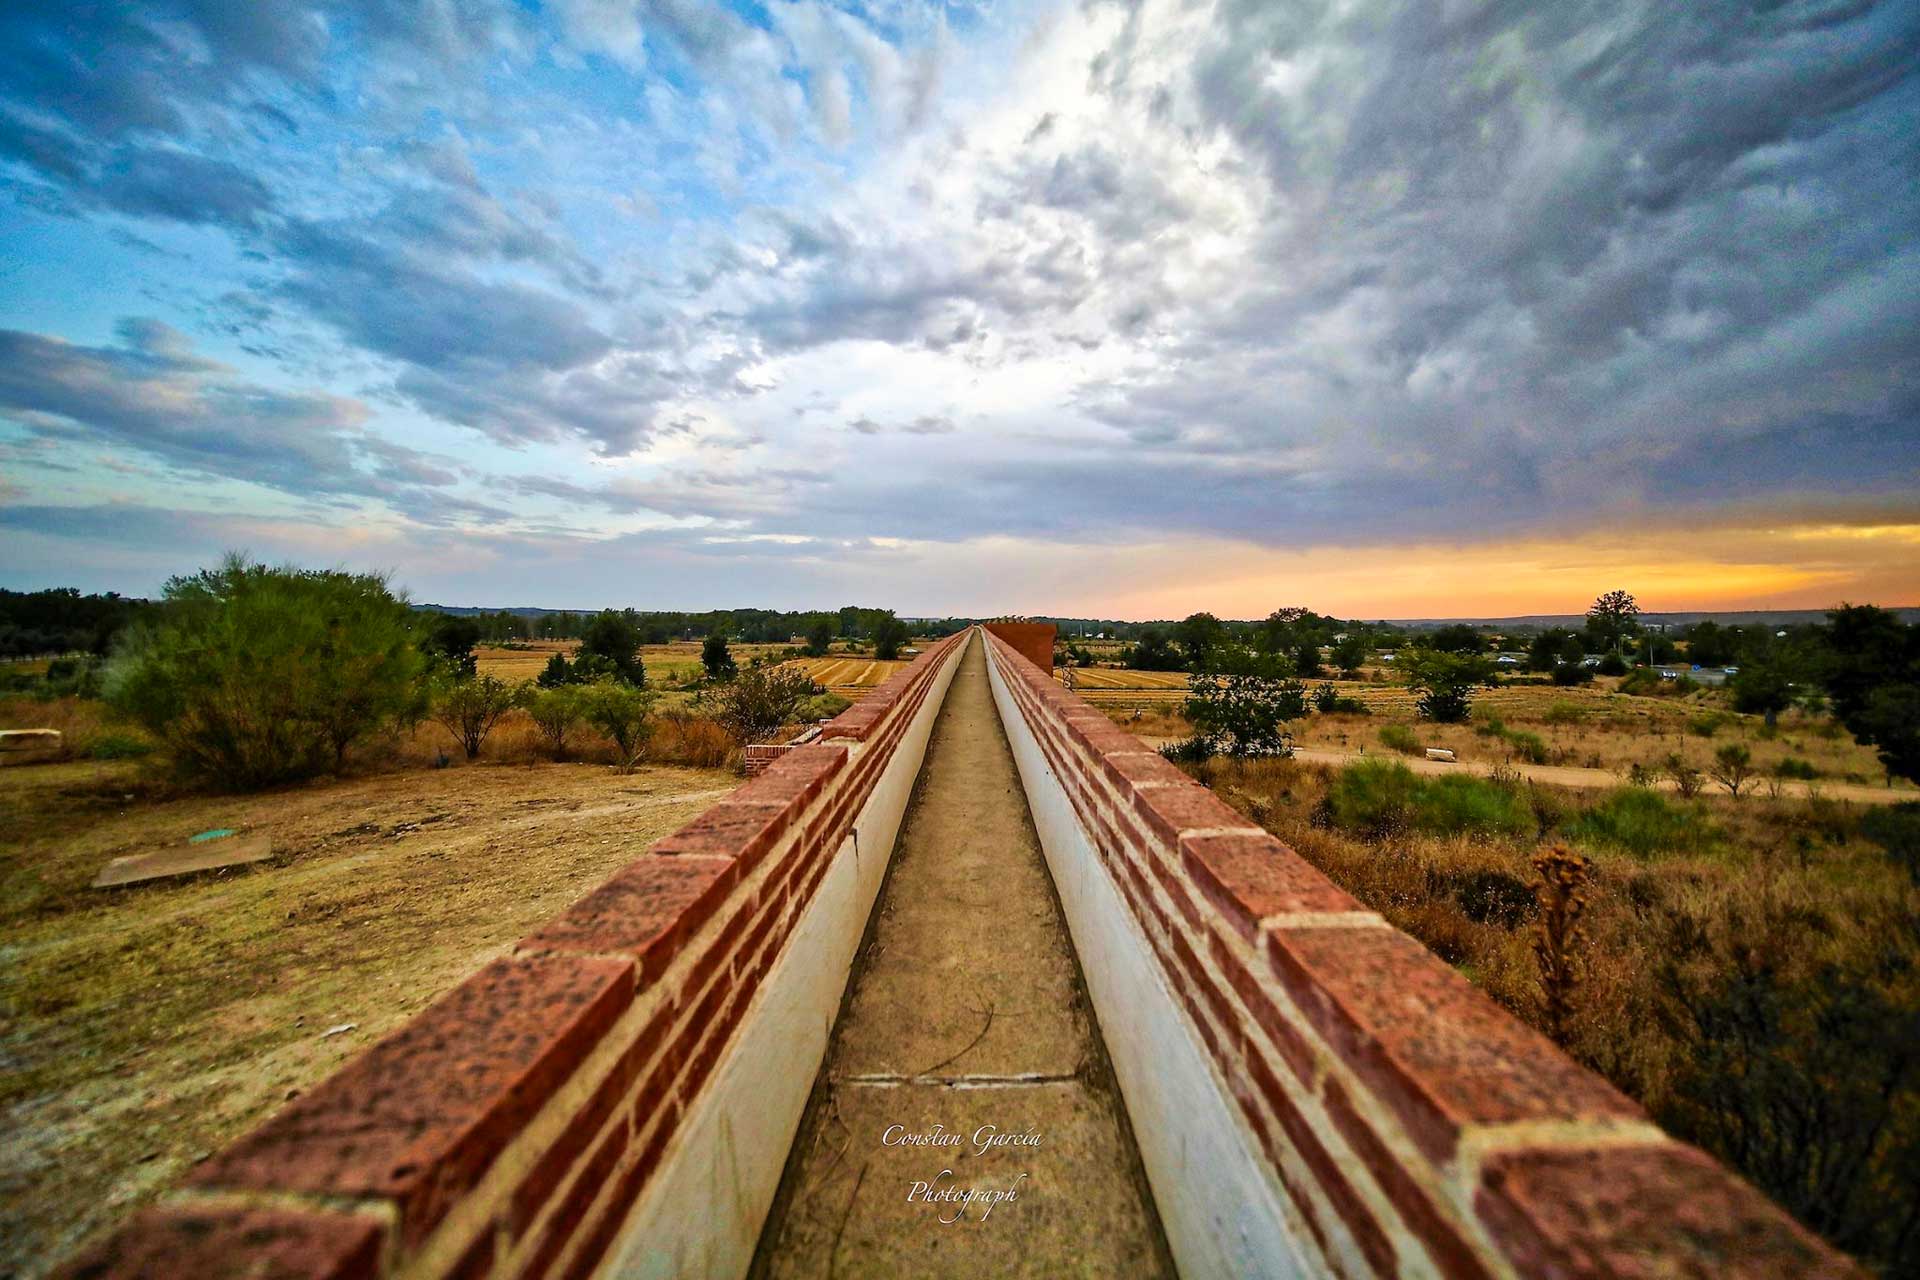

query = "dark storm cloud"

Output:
[[0, 320, 461, 505]]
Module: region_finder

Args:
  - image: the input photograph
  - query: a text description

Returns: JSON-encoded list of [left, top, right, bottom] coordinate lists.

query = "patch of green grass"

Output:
[[1324, 758, 1532, 839], [1504, 730, 1550, 764], [1569, 786, 1715, 860], [1542, 700, 1586, 725], [1688, 712, 1729, 738], [88, 733, 153, 761], [1378, 723, 1422, 755]]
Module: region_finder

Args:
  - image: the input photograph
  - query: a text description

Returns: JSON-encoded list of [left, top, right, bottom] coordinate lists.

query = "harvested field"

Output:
[[0, 756, 734, 1275], [476, 640, 794, 689], [786, 656, 910, 690]]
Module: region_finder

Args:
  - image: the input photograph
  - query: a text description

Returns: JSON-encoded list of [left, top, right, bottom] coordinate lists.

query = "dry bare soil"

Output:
[[0, 755, 734, 1276]]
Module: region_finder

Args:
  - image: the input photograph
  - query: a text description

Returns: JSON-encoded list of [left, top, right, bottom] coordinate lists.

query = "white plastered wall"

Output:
[[984, 640, 1313, 1280], [598, 640, 963, 1279]]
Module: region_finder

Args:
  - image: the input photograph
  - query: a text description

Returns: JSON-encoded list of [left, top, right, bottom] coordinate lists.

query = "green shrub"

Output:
[[1596, 652, 1629, 677], [1379, 723, 1423, 755], [1553, 664, 1595, 687], [1543, 701, 1586, 725], [700, 665, 818, 744], [1474, 714, 1507, 738], [105, 556, 427, 788], [1325, 758, 1420, 836], [1570, 787, 1713, 859], [1860, 803, 1920, 884], [1504, 730, 1550, 765], [1688, 712, 1728, 738], [432, 674, 519, 759], [1417, 773, 1535, 837], [800, 691, 852, 721], [1325, 759, 1531, 839], [522, 685, 586, 760], [88, 733, 153, 760], [1772, 756, 1819, 781], [579, 680, 660, 772]]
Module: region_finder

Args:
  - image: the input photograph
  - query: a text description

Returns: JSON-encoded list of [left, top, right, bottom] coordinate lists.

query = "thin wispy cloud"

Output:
[[1, 1, 1914, 613]]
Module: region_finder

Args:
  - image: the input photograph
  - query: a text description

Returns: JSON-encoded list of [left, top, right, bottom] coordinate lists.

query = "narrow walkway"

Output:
[[753, 634, 1172, 1278]]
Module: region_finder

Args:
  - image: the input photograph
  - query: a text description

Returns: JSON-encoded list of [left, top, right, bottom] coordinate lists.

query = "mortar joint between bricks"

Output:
[[163, 1185, 400, 1227]]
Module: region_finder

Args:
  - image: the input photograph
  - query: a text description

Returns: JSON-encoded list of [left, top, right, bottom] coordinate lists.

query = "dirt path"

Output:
[[0, 760, 733, 1276], [755, 634, 1171, 1278], [1140, 737, 1910, 805]]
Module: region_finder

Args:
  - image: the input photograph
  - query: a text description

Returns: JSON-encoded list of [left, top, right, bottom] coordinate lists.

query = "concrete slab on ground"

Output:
[[91, 834, 276, 888]]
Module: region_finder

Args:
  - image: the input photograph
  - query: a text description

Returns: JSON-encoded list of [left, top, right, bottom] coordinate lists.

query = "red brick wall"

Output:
[[984, 621, 1054, 674], [57, 634, 973, 1280], [980, 628, 1861, 1280]]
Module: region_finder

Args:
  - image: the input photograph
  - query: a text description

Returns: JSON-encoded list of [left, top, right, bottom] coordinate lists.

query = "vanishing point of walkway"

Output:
[[753, 633, 1172, 1278]]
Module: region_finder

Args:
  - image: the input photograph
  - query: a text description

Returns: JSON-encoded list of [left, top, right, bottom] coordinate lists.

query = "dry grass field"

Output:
[[1163, 746, 1920, 1269], [0, 753, 735, 1275], [1089, 670, 1912, 793]]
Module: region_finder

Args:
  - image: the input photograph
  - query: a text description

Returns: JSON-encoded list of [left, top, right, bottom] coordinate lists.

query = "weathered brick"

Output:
[[522, 1120, 630, 1279], [652, 798, 793, 873], [1205, 928, 1318, 1082], [1477, 1143, 1862, 1279], [1321, 1077, 1493, 1280], [1095, 747, 1191, 792], [193, 954, 632, 1249], [1129, 780, 1263, 846], [56, 1206, 385, 1280], [1240, 1048, 1398, 1276], [737, 742, 846, 810], [1165, 927, 1244, 1060], [520, 855, 735, 980], [1181, 832, 1363, 941], [1264, 924, 1642, 1164]]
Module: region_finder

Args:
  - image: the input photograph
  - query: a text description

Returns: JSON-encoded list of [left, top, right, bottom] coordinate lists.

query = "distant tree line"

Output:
[[0, 588, 155, 658], [418, 604, 965, 646]]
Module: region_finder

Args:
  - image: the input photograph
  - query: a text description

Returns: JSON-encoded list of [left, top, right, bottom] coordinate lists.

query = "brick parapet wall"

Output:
[[58, 632, 970, 1280], [983, 620, 1054, 674], [980, 628, 1860, 1279]]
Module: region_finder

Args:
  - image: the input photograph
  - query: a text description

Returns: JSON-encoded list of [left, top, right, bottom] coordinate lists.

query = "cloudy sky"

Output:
[[1, 1, 1916, 618]]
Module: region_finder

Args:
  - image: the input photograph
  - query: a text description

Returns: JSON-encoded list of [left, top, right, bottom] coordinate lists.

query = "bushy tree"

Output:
[[1819, 605, 1920, 782], [1425, 623, 1486, 654], [537, 652, 574, 687], [1330, 633, 1369, 677], [804, 618, 835, 657], [1125, 627, 1183, 671], [1174, 612, 1227, 670], [701, 632, 737, 680], [579, 680, 659, 772], [702, 665, 818, 744], [1527, 628, 1579, 672], [523, 685, 585, 760], [1293, 640, 1323, 678], [432, 674, 518, 759], [1586, 589, 1640, 654], [423, 614, 482, 677], [1182, 646, 1304, 757], [105, 556, 426, 787], [1731, 660, 1796, 727], [579, 610, 645, 685], [873, 616, 910, 661], [1401, 647, 1497, 723]]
